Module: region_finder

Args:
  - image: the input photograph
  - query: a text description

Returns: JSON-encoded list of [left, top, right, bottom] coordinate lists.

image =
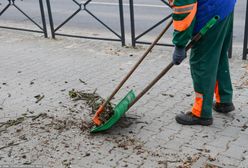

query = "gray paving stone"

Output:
[[216, 126, 242, 138], [231, 133, 248, 148], [140, 159, 163, 168], [164, 138, 185, 151], [204, 145, 226, 158], [222, 145, 246, 160], [215, 154, 242, 167], [205, 135, 234, 149], [154, 128, 178, 142]]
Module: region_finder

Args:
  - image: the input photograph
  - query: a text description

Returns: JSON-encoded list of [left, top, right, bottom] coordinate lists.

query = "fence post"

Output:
[[129, 0, 136, 47], [119, 0, 125, 46], [243, 0, 248, 60], [39, 0, 48, 38], [46, 0, 55, 39]]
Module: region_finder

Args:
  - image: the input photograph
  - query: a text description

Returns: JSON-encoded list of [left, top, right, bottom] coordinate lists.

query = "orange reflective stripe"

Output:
[[173, 2, 197, 32], [215, 81, 221, 103], [192, 92, 203, 117]]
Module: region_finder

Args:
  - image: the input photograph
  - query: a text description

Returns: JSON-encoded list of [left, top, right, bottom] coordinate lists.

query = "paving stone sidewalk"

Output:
[[0, 30, 248, 168]]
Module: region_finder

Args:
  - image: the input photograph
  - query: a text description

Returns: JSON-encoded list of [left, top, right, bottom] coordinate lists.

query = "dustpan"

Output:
[[90, 90, 135, 133]]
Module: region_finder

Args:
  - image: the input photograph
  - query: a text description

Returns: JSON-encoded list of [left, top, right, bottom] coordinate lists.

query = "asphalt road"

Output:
[[0, 0, 246, 44]]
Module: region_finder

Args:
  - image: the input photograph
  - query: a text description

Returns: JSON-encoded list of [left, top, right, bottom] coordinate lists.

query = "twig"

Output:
[[0, 142, 21, 150], [0, 117, 25, 129], [35, 95, 45, 103], [79, 79, 87, 85], [31, 113, 47, 121]]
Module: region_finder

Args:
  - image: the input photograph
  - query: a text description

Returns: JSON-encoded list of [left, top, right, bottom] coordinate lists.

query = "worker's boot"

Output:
[[175, 112, 213, 126], [213, 102, 235, 113]]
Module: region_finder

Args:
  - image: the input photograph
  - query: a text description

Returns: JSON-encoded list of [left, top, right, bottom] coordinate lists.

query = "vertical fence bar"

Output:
[[119, 0, 125, 46], [243, 0, 248, 60], [46, 0, 55, 39], [129, 0, 136, 47], [39, 0, 48, 38]]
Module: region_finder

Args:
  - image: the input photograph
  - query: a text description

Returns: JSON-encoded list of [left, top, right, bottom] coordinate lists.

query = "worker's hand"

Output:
[[172, 46, 186, 65]]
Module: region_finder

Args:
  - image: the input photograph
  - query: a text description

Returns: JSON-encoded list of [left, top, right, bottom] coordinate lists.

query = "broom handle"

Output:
[[127, 15, 220, 110], [127, 33, 200, 109], [102, 19, 173, 107], [127, 16, 220, 109]]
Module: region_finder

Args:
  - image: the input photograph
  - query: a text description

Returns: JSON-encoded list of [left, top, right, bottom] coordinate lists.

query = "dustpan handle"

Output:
[[103, 19, 173, 107]]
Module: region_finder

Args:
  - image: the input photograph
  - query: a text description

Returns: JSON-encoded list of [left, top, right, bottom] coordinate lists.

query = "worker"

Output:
[[170, 0, 236, 125]]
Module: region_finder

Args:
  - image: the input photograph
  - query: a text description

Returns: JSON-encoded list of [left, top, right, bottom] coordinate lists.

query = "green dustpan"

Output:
[[90, 16, 220, 134], [90, 90, 136, 133]]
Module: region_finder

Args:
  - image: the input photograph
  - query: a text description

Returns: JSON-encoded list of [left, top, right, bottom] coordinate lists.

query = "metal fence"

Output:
[[0, 1, 245, 60], [0, 0, 47, 37], [243, 1, 248, 60], [46, 0, 125, 46], [129, 0, 173, 47]]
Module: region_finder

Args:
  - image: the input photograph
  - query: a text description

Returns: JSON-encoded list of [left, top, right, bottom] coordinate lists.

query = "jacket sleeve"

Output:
[[171, 0, 197, 47]]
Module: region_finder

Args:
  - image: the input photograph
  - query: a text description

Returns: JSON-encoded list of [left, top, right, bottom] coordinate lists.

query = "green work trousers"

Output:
[[190, 13, 234, 119]]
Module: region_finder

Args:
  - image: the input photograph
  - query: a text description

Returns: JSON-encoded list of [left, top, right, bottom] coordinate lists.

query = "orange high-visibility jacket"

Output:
[[171, 0, 236, 47]]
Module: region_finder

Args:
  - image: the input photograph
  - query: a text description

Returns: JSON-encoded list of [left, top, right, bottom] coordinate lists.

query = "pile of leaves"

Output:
[[69, 89, 115, 124]]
